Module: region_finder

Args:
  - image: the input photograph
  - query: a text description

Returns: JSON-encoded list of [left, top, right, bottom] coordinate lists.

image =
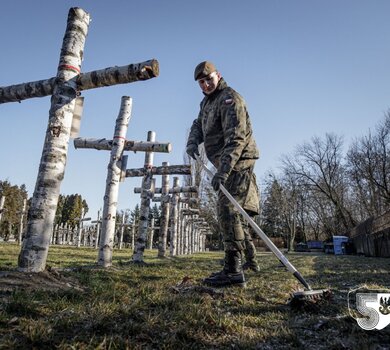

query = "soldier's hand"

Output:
[[211, 172, 228, 191], [186, 144, 199, 160]]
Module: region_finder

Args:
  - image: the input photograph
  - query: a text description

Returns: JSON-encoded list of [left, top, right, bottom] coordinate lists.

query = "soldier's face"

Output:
[[197, 71, 220, 95]]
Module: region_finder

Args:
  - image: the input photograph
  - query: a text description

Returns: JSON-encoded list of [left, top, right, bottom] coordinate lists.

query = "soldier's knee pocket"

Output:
[[233, 221, 245, 241]]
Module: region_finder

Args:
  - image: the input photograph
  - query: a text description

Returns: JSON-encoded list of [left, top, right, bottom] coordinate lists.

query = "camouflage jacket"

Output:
[[187, 78, 259, 175]]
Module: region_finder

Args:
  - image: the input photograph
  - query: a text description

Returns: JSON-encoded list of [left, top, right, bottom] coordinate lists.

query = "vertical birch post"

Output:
[[76, 207, 85, 248], [158, 162, 170, 258], [17, 8, 90, 271], [180, 202, 188, 254], [131, 225, 136, 250], [18, 199, 27, 245], [133, 131, 156, 263], [119, 214, 126, 250], [0, 196, 5, 223], [57, 224, 63, 245], [98, 96, 132, 267], [169, 177, 180, 257], [148, 218, 155, 249], [92, 209, 102, 249]]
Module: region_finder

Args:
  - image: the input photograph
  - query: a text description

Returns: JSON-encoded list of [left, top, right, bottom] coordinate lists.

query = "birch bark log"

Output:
[[169, 177, 180, 257], [98, 96, 132, 267], [0, 196, 5, 223], [18, 199, 27, 245], [0, 60, 159, 104], [133, 131, 156, 263], [158, 162, 170, 258], [18, 8, 90, 272]]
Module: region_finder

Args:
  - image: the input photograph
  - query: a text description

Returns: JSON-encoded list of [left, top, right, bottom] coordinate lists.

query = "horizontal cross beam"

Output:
[[181, 208, 200, 215], [134, 185, 197, 194], [0, 60, 159, 104], [74, 137, 171, 153], [125, 164, 190, 177]]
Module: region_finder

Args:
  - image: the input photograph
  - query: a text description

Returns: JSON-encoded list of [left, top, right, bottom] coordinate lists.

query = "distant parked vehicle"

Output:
[[295, 242, 310, 252]]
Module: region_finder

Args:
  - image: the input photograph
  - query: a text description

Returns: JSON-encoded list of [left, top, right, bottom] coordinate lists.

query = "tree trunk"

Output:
[[18, 8, 90, 272], [98, 96, 132, 267]]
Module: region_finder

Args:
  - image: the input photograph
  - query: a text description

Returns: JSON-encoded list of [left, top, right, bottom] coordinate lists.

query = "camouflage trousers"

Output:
[[217, 163, 260, 253]]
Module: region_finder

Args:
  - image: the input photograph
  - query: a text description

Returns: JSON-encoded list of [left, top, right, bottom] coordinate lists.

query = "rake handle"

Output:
[[195, 155, 311, 290]]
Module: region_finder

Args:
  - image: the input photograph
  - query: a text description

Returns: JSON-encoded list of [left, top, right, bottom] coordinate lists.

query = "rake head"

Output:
[[288, 289, 332, 311]]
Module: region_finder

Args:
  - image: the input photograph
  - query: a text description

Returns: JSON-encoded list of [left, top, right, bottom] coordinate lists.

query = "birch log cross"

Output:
[[180, 209, 210, 254], [128, 162, 191, 260], [178, 197, 200, 254], [0, 7, 159, 272], [132, 131, 157, 264], [117, 216, 132, 250], [136, 177, 198, 256], [74, 101, 171, 267], [91, 209, 102, 249]]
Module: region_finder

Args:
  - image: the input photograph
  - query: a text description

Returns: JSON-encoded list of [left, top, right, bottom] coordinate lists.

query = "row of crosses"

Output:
[[0, 7, 210, 272]]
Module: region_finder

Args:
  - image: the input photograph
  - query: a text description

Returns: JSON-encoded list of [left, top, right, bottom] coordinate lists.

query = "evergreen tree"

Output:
[[261, 179, 285, 237], [0, 180, 28, 240]]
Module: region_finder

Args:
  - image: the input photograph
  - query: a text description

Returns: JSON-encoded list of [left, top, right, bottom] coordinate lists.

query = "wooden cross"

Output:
[[180, 209, 210, 254], [75, 207, 92, 248], [149, 178, 198, 256], [128, 162, 191, 261], [114, 215, 133, 250], [74, 99, 170, 267], [0, 8, 159, 272], [91, 209, 102, 249], [130, 130, 157, 264]]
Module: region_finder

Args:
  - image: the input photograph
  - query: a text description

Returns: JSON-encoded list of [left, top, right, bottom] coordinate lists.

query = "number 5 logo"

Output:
[[352, 293, 390, 330], [356, 293, 380, 330]]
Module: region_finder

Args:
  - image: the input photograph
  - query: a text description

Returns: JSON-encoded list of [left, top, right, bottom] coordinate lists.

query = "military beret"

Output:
[[194, 61, 217, 81]]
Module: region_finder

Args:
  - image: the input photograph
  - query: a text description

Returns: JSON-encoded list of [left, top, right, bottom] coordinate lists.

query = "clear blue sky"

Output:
[[1, 0, 389, 219]]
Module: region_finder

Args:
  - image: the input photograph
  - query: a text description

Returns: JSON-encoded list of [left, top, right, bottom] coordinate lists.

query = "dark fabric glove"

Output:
[[186, 144, 199, 160], [211, 172, 229, 191]]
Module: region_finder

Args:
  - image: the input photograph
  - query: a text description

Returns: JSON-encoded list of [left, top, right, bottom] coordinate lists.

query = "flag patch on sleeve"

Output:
[[224, 98, 234, 105]]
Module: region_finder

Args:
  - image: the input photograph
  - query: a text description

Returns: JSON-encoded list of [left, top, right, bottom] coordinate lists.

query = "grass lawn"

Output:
[[1, 243, 389, 349]]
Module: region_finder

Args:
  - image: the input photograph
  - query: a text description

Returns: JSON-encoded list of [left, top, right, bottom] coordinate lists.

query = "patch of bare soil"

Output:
[[0, 268, 84, 294]]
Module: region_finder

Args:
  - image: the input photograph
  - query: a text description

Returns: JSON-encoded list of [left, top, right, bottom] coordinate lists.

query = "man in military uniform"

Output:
[[186, 61, 260, 287]]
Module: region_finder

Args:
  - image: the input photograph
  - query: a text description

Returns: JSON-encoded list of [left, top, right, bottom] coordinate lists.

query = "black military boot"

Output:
[[203, 250, 246, 288]]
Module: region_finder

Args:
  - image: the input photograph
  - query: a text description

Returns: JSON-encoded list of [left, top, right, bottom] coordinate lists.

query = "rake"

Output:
[[195, 154, 330, 304]]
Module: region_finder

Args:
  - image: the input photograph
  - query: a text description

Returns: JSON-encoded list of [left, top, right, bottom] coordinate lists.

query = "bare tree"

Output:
[[282, 133, 356, 235], [347, 112, 390, 219]]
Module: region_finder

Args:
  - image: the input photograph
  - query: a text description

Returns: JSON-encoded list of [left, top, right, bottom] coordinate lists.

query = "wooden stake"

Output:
[[133, 131, 156, 263], [98, 96, 132, 267], [158, 162, 170, 258], [18, 8, 91, 272]]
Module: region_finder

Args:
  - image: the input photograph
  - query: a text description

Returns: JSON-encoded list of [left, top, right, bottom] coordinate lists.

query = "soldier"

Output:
[[186, 61, 260, 287]]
